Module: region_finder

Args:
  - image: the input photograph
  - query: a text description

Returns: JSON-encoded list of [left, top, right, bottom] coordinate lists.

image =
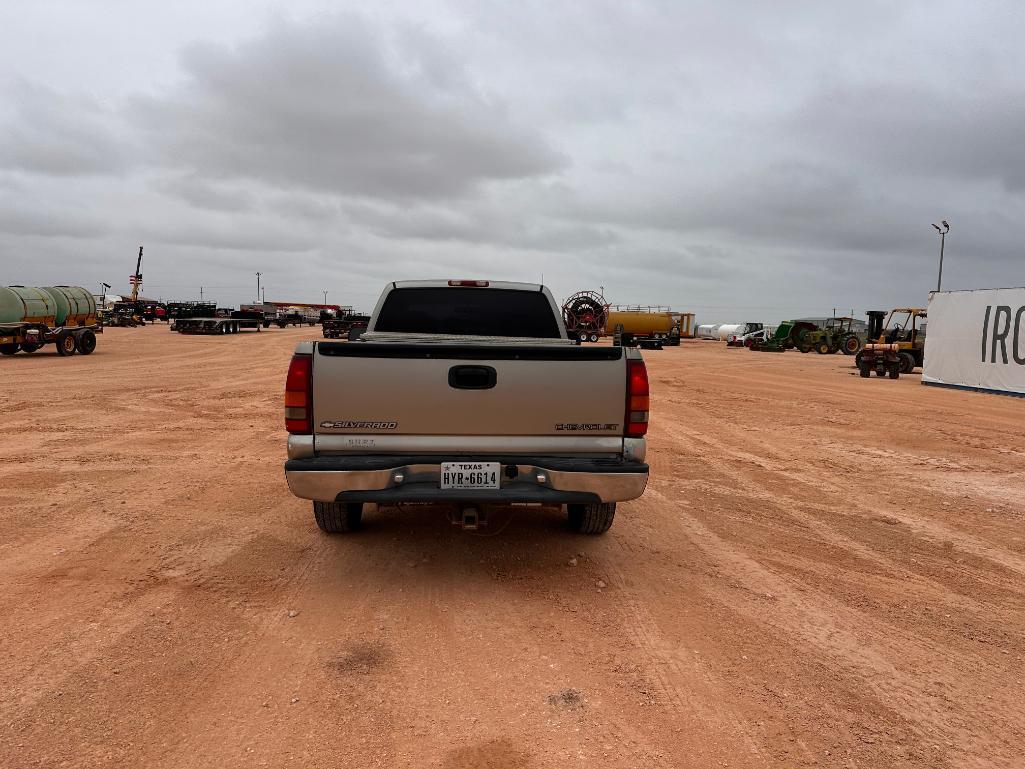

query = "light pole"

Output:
[[322, 290, 327, 305], [256, 272, 262, 303], [931, 220, 950, 292]]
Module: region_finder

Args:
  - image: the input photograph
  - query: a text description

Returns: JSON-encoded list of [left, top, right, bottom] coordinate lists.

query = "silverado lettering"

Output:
[[320, 420, 398, 429]]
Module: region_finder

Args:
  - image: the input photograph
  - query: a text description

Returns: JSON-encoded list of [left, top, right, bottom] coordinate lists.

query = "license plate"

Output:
[[440, 462, 500, 490]]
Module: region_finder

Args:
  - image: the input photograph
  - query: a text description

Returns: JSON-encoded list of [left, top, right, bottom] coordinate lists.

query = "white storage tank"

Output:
[[695, 324, 721, 340], [715, 324, 744, 340]]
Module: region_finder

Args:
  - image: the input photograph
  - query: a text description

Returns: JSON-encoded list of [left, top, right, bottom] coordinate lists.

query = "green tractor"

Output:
[[796, 316, 864, 356], [751, 320, 819, 352]]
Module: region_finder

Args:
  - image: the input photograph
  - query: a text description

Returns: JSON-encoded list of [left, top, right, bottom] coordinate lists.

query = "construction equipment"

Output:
[[106, 301, 147, 327], [798, 316, 864, 355], [130, 246, 143, 303], [562, 290, 609, 343], [751, 320, 818, 352], [855, 309, 927, 379]]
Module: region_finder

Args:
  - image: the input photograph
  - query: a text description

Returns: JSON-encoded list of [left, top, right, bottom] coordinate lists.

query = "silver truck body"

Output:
[[284, 281, 648, 510]]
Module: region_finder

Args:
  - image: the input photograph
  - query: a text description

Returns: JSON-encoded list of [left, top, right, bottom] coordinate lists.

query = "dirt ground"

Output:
[[1, 326, 1023, 769]]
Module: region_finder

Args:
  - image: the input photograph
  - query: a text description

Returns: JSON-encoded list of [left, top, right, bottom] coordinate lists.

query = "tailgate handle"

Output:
[[448, 365, 497, 390]]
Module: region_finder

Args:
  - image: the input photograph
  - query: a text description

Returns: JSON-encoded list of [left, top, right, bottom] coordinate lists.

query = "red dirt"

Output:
[[1, 328, 1023, 768]]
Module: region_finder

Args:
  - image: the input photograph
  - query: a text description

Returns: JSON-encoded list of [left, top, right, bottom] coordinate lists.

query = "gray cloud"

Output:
[[0, 81, 130, 177], [128, 16, 565, 199]]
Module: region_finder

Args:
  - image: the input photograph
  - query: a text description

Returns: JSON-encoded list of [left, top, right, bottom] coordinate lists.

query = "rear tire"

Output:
[[313, 501, 363, 533], [0, 343, 19, 355], [898, 351, 916, 373], [56, 331, 77, 356], [567, 502, 616, 535], [842, 335, 861, 355], [75, 330, 97, 355]]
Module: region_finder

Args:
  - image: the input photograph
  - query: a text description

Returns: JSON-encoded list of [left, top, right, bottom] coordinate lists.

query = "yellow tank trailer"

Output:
[[604, 310, 692, 346]]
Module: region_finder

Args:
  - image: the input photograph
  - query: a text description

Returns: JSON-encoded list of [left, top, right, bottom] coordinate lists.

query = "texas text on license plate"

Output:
[[440, 462, 501, 490]]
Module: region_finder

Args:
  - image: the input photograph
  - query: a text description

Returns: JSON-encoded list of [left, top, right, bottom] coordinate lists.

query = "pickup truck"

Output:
[[283, 280, 649, 535]]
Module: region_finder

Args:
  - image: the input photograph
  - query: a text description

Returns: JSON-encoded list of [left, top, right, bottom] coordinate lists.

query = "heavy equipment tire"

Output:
[[888, 364, 900, 379], [20, 342, 39, 353], [842, 335, 861, 355], [313, 501, 363, 533], [0, 343, 19, 355], [263, 321, 270, 328], [875, 366, 886, 377], [816, 342, 831, 355], [798, 344, 811, 353], [55, 331, 77, 356], [567, 502, 616, 534], [75, 330, 97, 355], [899, 351, 916, 373], [859, 363, 871, 378]]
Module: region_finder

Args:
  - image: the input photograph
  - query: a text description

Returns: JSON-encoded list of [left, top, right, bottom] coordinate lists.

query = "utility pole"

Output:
[[262, 287, 266, 303], [200, 286, 204, 301], [322, 290, 328, 305], [256, 272, 262, 303], [931, 220, 950, 292]]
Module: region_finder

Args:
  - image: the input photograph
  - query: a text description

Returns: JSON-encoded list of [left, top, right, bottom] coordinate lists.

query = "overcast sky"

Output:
[[1, 1, 1023, 321]]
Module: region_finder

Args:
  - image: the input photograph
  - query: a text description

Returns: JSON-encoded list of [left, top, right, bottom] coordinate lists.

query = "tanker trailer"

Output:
[[0, 285, 101, 357], [605, 310, 680, 345]]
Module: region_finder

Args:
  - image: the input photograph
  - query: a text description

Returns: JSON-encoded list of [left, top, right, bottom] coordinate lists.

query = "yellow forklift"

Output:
[[855, 308, 926, 379]]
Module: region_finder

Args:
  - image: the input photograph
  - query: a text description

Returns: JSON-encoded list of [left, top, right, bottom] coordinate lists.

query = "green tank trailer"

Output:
[[0, 285, 101, 357]]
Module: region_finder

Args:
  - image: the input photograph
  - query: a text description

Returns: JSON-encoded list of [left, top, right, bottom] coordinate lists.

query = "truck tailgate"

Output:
[[312, 342, 626, 452]]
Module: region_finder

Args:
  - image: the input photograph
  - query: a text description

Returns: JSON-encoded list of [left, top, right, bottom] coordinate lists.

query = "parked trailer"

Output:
[[323, 312, 370, 340], [230, 308, 267, 331], [604, 310, 685, 345], [0, 285, 101, 356], [171, 317, 244, 335]]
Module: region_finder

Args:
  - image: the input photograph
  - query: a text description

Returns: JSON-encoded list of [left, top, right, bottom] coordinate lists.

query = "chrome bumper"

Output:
[[284, 458, 648, 504]]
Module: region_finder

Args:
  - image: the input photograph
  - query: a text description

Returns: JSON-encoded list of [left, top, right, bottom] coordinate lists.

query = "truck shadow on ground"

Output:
[[314, 502, 614, 585]]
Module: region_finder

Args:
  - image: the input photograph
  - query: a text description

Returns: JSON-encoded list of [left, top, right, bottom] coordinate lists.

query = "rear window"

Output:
[[374, 287, 561, 338]]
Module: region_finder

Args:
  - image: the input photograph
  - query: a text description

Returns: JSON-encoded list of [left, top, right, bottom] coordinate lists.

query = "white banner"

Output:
[[923, 288, 1025, 396]]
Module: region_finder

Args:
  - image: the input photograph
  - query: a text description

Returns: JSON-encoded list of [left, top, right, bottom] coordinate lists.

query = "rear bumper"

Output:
[[284, 455, 648, 504]]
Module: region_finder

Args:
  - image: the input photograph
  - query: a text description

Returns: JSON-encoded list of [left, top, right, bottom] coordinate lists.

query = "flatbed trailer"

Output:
[[0, 322, 102, 356], [230, 310, 266, 331], [171, 317, 248, 335]]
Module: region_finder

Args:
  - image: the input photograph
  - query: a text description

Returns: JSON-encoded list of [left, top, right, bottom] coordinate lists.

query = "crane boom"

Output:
[[131, 245, 143, 302]]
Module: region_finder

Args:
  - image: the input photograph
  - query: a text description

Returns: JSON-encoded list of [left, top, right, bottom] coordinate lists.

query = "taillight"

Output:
[[447, 280, 490, 287], [285, 353, 313, 434], [625, 358, 649, 438]]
